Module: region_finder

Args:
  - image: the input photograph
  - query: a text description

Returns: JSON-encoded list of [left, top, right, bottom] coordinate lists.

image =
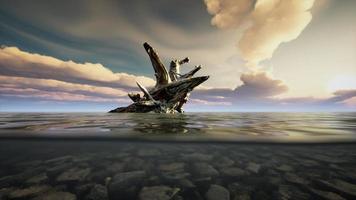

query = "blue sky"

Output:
[[0, 0, 355, 112]]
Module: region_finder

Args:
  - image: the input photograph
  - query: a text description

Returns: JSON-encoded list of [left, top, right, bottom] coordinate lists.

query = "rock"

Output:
[[46, 163, 73, 179], [108, 170, 146, 199], [275, 185, 310, 200], [159, 162, 185, 172], [227, 183, 252, 200], [161, 171, 191, 181], [33, 191, 77, 200], [315, 179, 356, 199], [246, 162, 260, 174], [45, 156, 73, 165], [233, 193, 250, 200], [205, 184, 230, 200], [0, 167, 44, 188], [75, 183, 94, 199], [0, 187, 14, 200], [221, 167, 247, 177], [309, 188, 346, 200], [123, 157, 147, 171], [26, 173, 48, 185], [138, 186, 180, 200], [56, 167, 91, 183], [192, 163, 219, 178], [8, 185, 51, 199], [182, 153, 213, 162], [276, 164, 294, 172], [105, 163, 125, 174], [213, 157, 234, 169], [176, 179, 196, 189], [284, 173, 309, 186], [85, 184, 108, 200], [137, 149, 161, 157]]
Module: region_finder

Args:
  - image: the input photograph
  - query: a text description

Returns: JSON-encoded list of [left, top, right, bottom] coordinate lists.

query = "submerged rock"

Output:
[[246, 162, 261, 174], [192, 163, 219, 178], [221, 167, 247, 177], [138, 186, 180, 200], [316, 179, 356, 199], [8, 185, 51, 199], [182, 153, 213, 162], [108, 170, 146, 199], [205, 184, 230, 200], [26, 173, 48, 185], [309, 188, 346, 200], [85, 184, 108, 200], [56, 167, 91, 183], [33, 191, 77, 200]]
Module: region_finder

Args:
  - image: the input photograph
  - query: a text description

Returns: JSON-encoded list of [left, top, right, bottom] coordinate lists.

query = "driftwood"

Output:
[[109, 42, 209, 113]]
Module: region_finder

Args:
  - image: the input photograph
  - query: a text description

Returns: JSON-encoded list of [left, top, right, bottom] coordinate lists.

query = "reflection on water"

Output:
[[0, 112, 356, 142]]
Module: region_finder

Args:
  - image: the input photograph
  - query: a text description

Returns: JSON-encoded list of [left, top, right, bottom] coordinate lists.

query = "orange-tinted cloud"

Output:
[[0, 46, 155, 89], [204, 0, 315, 66]]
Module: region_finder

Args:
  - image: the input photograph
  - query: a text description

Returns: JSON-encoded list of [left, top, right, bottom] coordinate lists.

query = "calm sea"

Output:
[[1, 112, 356, 142], [0, 112, 355, 200]]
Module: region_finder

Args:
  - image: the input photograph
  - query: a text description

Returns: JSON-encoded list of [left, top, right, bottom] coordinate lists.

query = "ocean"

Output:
[[0, 112, 355, 200]]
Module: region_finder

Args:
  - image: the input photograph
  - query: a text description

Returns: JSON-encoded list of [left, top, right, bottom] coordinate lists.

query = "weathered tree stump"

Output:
[[109, 42, 209, 113]]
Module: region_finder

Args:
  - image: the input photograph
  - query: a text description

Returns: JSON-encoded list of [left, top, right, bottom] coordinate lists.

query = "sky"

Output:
[[0, 0, 355, 112]]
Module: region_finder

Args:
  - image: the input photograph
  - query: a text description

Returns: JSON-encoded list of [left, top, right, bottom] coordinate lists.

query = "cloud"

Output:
[[204, 0, 315, 66], [0, 46, 155, 89], [236, 72, 288, 98], [204, 0, 255, 29], [0, 46, 152, 103], [190, 72, 356, 110], [0, 75, 132, 99], [192, 71, 288, 101]]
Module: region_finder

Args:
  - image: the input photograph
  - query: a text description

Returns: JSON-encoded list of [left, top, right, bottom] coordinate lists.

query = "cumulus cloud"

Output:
[[0, 46, 155, 89], [192, 71, 288, 101], [190, 73, 356, 110], [236, 72, 288, 98], [0, 46, 151, 103], [0, 75, 132, 100], [204, 0, 255, 29], [204, 0, 315, 66]]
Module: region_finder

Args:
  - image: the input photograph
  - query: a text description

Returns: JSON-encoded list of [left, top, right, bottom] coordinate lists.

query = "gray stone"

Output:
[[108, 170, 146, 199], [139, 186, 180, 200], [137, 149, 162, 157], [85, 184, 108, 200], [26, 173, 48, 185], [276, 164, 294, 172], [46, 163, 73, 179], [205, 184, 230, 200], [159, 162, 185, 172], [8, 185, 51, 199], [276, 185, 310, 200], [106, 163, 125, 174], [246, 162, 260, 174], [33, 191, 77, 200], [221, 167, 247, 177], [56, 167, 91, 182], [182, 153, 213, 162], [284, 173, 309, 185], [192, 163, 219, 177], [316, 179, 356, 199], [213, 157, 234, 169], [45, 155, 73, 165], [309, 188, 346, 200]]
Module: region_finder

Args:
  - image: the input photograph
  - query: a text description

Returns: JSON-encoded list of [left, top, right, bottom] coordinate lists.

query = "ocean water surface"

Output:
[[1, 112, 356, 142], [0, 112, 356, 200]]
